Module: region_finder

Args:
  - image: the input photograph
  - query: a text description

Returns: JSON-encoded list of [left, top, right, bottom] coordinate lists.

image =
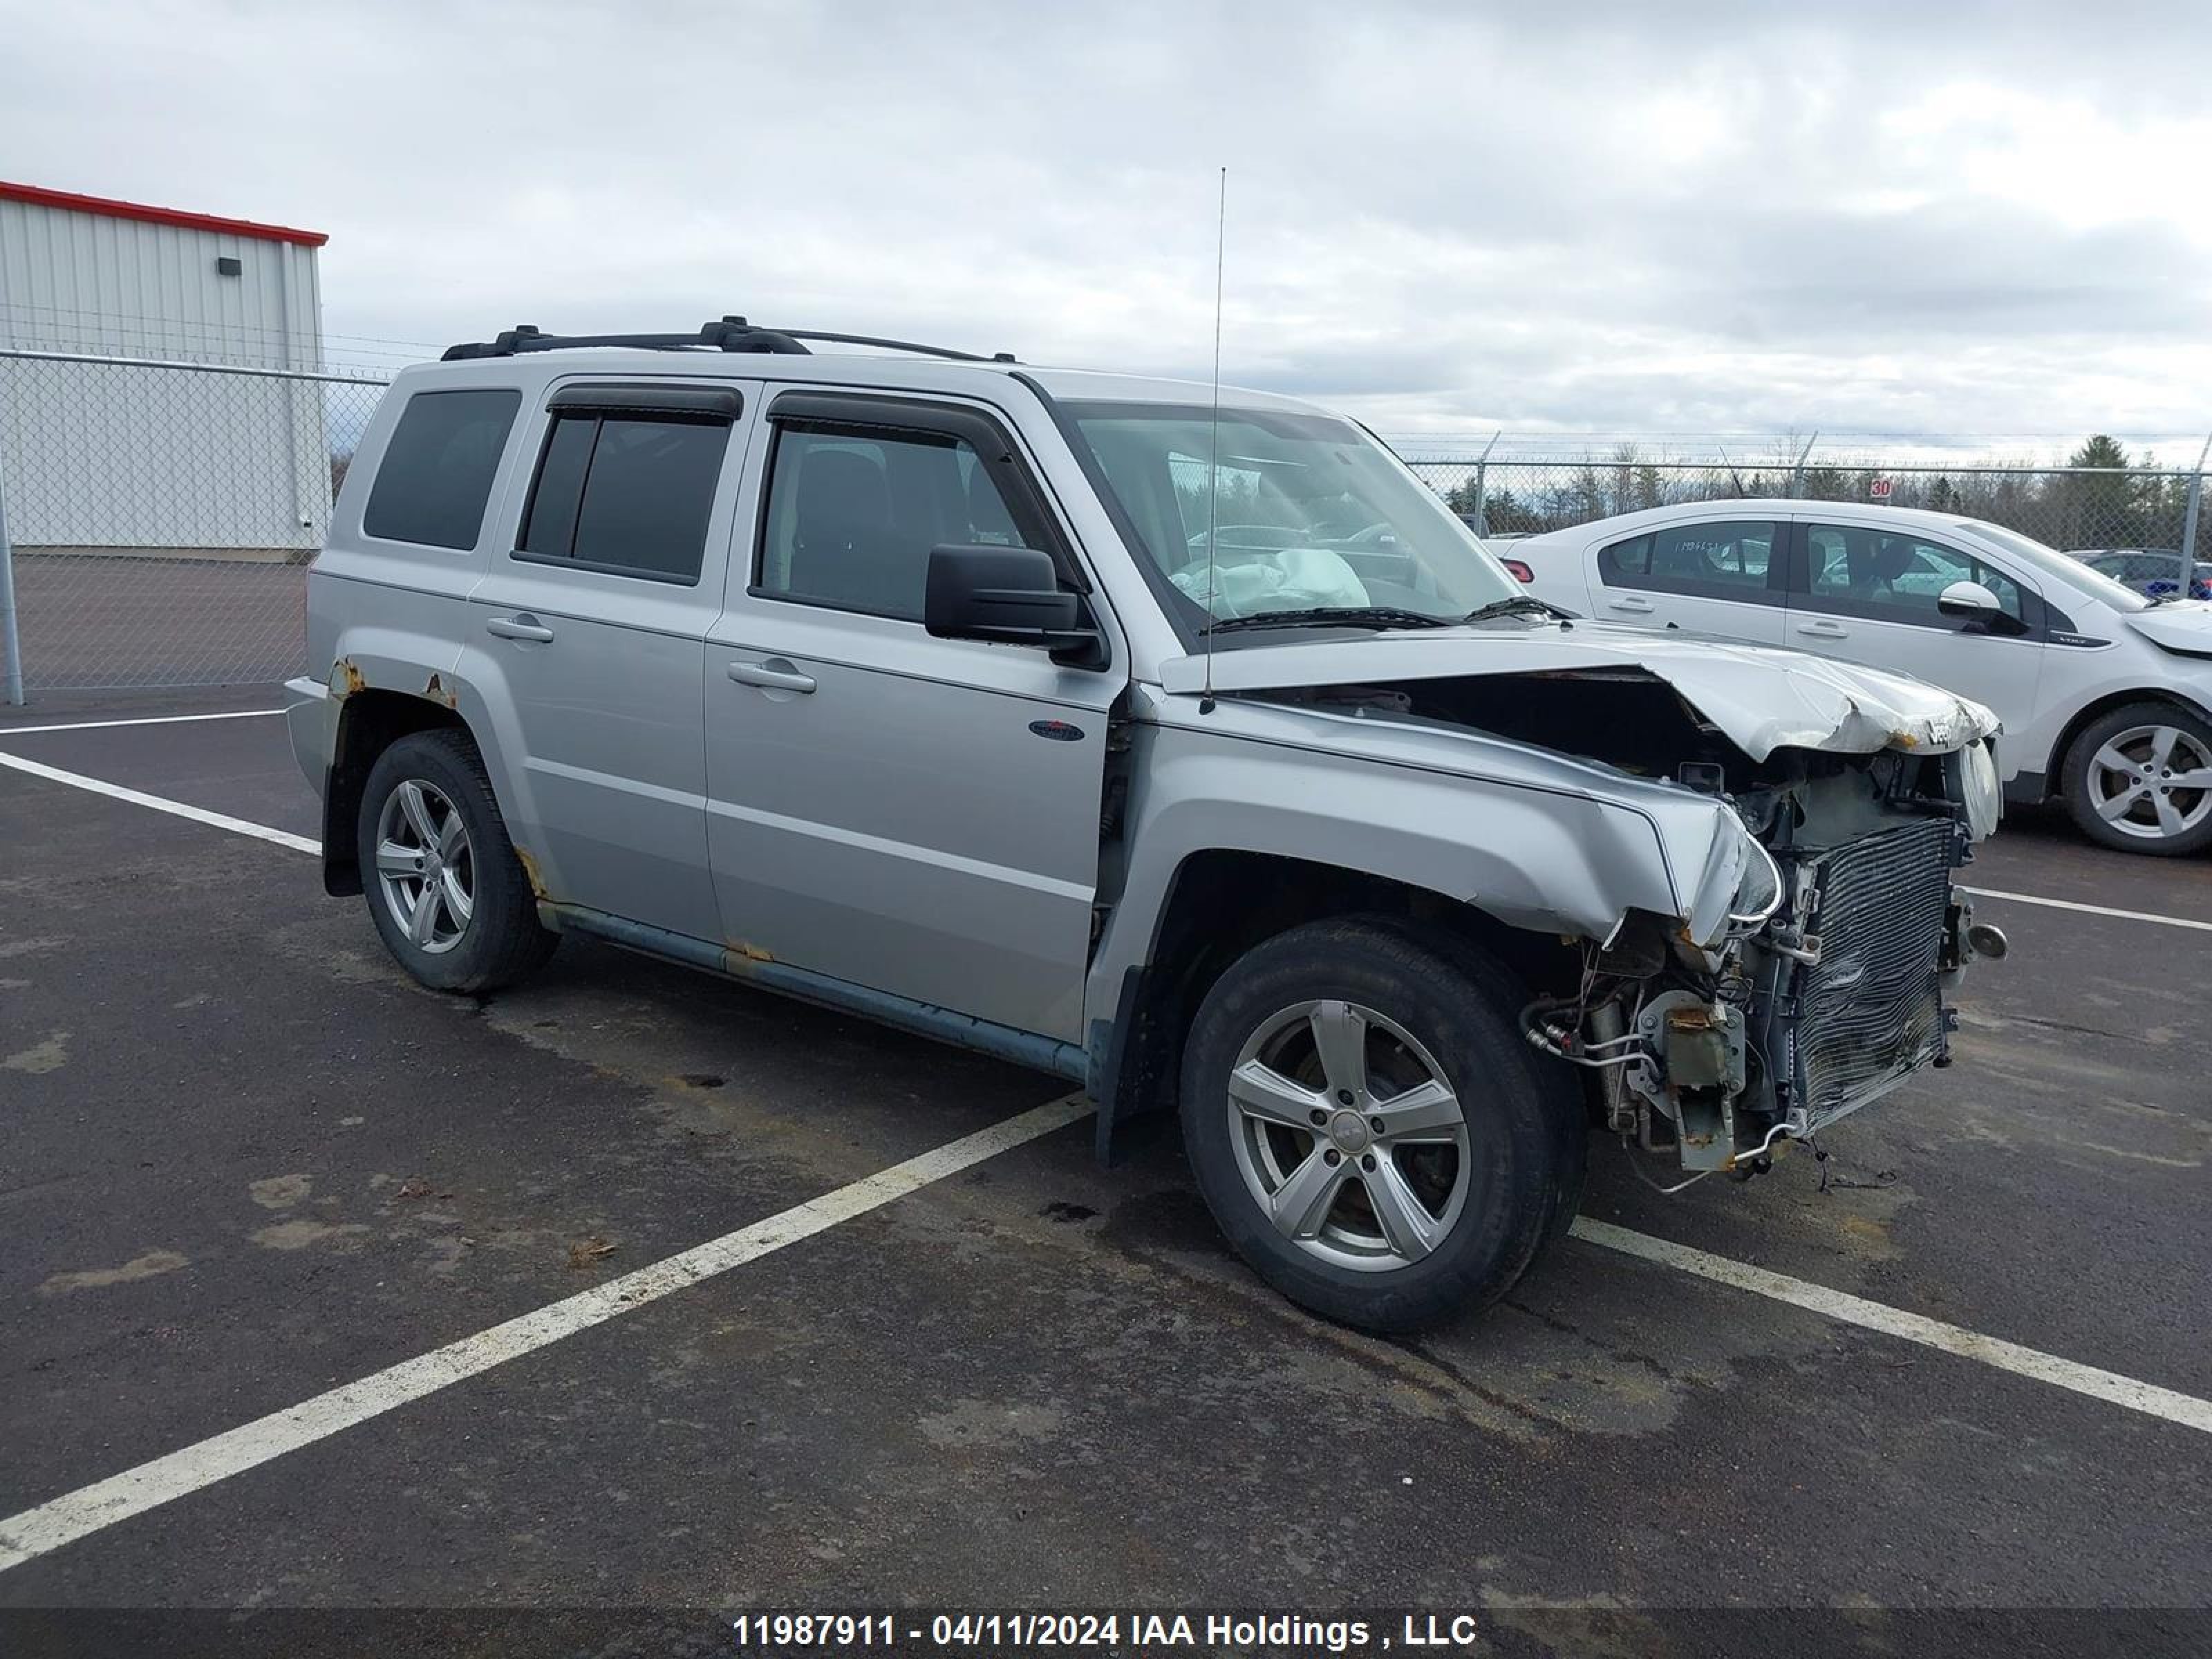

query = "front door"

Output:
[[702, 391, 1120, 1044], [1785, 519, 2045, 748]]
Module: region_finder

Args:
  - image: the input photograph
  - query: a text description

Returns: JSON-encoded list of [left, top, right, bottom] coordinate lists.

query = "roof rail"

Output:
[[441, 317, 1018, 364]]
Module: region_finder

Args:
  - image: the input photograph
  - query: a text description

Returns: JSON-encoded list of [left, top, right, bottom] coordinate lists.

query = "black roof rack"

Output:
[[442, 317, 1018, 364]]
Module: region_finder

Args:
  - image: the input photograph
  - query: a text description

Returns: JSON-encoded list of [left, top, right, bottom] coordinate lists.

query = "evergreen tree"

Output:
[[2062, 435, 2137, 546]]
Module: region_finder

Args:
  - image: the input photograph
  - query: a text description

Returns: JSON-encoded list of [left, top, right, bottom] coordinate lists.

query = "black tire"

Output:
[[1361, 915, 1588, 1254], [356, 730, 558, 993], [1179, 917, 1569, 1333], [2061, 701, 2212, 857]]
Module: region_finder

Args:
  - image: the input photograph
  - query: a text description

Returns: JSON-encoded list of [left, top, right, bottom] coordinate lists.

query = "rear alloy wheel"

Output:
[[1180, 917, 1566, 1332], [357, 730, 558, 992], [375, 778, 475, 955], [2065, 703, 2212, 856]]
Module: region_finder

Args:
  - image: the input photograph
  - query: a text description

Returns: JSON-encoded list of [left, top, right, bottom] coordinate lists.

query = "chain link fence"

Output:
[[0, 348, 388, 698], [1403, 448, 2212, 581], [1, 346, 2206, 702]]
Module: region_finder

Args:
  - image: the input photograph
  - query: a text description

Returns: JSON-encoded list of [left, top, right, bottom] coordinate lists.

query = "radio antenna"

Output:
[[1200, 166, 1227, 714]]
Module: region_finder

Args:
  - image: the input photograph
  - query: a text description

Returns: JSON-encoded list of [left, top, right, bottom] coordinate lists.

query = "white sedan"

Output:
[[1510, 500, 2212, 855]]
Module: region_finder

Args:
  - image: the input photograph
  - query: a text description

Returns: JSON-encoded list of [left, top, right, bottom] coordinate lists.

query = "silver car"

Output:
[[287, 319, 2004, 1331]]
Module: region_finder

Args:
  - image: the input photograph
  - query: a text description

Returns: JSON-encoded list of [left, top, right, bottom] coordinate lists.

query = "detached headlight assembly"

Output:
[[1958, 739, 2003, 841], [1727, 827, 1785, 929], [1688, 814, 1787, 949]]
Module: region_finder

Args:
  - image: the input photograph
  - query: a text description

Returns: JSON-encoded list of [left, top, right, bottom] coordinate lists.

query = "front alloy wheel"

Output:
[[1178, 917, 1571, 1333], [2081, 722, 2212, 844], [1228, 999, 1471, 1272], [2065, 701, 2212, 856]]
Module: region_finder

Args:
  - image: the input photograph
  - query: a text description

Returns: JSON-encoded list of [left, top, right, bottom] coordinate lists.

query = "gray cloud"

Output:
[[1, 0, 2206, 447]]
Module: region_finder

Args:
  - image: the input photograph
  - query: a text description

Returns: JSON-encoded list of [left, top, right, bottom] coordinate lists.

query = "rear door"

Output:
[[461, 378, 757, 938], [1583, 515, 1789, 643], [1783, 518, 2044, 732], [701, 389, 1121, 1044]]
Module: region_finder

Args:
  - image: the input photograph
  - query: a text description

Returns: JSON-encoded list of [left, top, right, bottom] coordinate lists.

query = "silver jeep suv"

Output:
[[287, 317, 2005, 1331]]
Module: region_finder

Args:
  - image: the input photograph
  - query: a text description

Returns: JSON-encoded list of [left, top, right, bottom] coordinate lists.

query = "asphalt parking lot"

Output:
[[1, 688, 2209, 1653]]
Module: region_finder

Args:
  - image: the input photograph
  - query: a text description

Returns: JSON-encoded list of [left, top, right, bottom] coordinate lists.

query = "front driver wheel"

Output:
[[2063, 702, 2212, 856], [1179, 917, 1567, 1332]]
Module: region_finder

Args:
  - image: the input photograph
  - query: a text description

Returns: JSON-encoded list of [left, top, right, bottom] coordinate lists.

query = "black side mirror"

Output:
[[924, 545, 1104, 666]]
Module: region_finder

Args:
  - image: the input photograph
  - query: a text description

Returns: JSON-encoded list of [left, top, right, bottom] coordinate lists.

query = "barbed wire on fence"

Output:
[[0, 343, 2205, 700]]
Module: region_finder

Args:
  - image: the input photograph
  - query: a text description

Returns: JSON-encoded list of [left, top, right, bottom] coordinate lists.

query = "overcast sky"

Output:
[[4, 0, 2209, 454]]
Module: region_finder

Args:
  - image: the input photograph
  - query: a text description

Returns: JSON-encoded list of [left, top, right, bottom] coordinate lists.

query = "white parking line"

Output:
[[7, 715, 2211, 1564], [7, 1159, 2204, 1575], [0, 750, 320, 856], [1963, 885, 2212, 933], [0, 708, 284, 736], [0, 1092, 1095, 1575], [1573, 1218, 2212, 1436]]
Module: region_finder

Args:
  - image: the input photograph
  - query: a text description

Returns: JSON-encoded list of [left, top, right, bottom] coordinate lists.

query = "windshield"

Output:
[[1965, 521, 2152, 612], [1062, 401, 1524, 639]]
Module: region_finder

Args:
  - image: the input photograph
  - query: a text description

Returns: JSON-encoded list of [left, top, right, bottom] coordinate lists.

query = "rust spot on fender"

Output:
[[332, 657, 367, 697], [424, 672, 457, 709], [512, 846, 549, 901], [728, 939, 774, 964]]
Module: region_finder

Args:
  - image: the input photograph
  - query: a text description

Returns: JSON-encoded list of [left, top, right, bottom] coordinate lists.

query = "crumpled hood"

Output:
[[1159, 621, 1999, 761], [2126, 600, 2212, 658]]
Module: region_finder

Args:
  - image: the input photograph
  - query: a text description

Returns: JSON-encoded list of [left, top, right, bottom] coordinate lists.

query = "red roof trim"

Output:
[[0, 180, 328, 247]]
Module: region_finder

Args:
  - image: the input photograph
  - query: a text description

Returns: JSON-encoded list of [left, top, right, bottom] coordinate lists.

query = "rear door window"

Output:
[[364, 388, 521, 550], [1596, 519, 1781, 605], [516, 411, 732, 584]]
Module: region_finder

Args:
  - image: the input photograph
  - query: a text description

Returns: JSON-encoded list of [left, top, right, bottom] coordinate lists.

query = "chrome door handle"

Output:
[[1796, 621, 1848, 639], [1606, 596, 1656, 613], [486, 615, 556, 643], [728, 659, 816, 694]]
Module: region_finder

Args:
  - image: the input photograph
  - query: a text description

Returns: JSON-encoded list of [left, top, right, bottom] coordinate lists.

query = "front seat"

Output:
[[1843, 536, 1888, 597], [787, 449, 897, 611], [1871, 538, 1921, 604]]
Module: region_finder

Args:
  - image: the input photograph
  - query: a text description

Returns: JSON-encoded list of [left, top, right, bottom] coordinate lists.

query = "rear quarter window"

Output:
[[363, 388, 522, 550]]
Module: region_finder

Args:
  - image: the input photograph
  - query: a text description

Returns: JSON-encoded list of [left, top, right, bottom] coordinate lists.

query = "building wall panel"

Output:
[[0, 193, 328, 550]]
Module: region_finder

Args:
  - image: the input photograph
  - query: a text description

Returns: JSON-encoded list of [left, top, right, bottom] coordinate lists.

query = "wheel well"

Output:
[[2043, 688, 2212, 797], [321, 689, 468, 895], [1099, 850, 1580, 1156]]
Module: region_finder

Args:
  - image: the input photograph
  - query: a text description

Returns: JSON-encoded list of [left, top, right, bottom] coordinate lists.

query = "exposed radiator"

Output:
[[1791, 818, 1960, 1127]]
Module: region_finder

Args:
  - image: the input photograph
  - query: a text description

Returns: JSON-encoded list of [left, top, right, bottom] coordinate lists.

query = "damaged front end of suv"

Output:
[[1529, 731, 2007, 1177], [1156, 630, 2008, 1179]]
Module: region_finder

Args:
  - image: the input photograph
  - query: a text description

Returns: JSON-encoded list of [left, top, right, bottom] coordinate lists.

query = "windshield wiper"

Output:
[[1459, 594, 1574, 624], [1203, 606, 1459, 635]]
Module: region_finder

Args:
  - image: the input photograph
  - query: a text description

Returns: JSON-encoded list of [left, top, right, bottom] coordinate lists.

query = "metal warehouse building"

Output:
[[0, 180, 332, 554]]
